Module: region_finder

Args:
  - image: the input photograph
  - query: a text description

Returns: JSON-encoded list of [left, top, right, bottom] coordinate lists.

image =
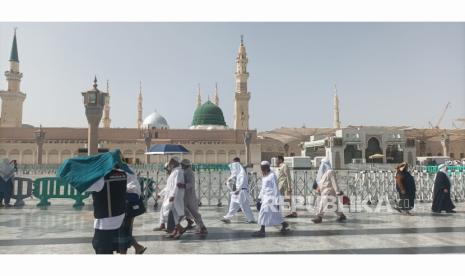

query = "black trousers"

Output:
[[0, 178, 13, 205], [92, 228, 122, 254]]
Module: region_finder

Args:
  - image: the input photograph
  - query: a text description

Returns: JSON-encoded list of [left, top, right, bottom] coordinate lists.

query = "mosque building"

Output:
[[1, 30, 464, 168], [0, 31, 261, 166]]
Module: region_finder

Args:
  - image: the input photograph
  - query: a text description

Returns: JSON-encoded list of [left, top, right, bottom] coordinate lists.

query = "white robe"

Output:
[[162, 167, 185, 224], [223, 162, 255, 222], [257, 172, 283, 227], [316, 169, 343, 217]]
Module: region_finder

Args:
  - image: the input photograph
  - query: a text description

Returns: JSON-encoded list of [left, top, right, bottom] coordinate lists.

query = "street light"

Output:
[[82, 76, 107, 155]]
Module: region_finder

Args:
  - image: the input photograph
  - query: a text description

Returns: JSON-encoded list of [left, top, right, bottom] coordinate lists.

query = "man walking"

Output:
[[276, 156, 297, 218], [221, 157, 256, 223], [312, 159, 346, 223], [162, 157, 186, 239], [181, 159, 208, 234]]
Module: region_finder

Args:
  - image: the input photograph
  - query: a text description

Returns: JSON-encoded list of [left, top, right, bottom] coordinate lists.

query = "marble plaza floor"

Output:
[[1, 199, 465, 254]]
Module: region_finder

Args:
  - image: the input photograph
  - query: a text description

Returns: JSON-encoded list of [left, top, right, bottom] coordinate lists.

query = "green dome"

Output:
[[191, 100, 227, 126]]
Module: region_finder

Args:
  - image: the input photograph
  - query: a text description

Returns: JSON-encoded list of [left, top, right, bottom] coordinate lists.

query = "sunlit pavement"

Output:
[[1, 198, 465, 254]]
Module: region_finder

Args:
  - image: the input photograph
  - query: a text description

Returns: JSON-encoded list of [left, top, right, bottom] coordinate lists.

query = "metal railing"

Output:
[[12, 167, 465, 208]]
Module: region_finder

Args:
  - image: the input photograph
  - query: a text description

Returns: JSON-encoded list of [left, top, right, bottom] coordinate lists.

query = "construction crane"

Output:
[[429, 102, 451, 129]]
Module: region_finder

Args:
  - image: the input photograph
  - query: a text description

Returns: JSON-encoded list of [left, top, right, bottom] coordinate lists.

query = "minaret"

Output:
[[137, 81, 143, 129], [0, 29, 26, 128], [102, 80, 111, 128], [233, 35, 251, 130], [196, 83, 202, 108], [213, 82, 220, 106], [333, 84, 341, 129]]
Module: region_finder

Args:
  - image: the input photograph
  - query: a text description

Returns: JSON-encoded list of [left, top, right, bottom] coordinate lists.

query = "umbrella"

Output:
[[145, 144, 190, 155], [369, 154, 384, 159]]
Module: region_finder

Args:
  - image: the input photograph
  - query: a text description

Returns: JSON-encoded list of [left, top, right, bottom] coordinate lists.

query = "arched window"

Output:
[[48, 150, 59, 164], [22, 149, 34, 164], [135, 149, 145, 164], [9, 149, 20, 163], [206, 150, 216, 163], [365, 137, 383, 163], [228, 150, 237, 163], [217, 150, 227, 163], [194, 150, 204, 163], [61, 150, 72, 162]]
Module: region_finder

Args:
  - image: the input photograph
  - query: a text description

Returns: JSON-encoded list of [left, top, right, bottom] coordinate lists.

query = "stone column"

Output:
[[382, 146, 387, 164], [82, 77, 106, 156], [87, 115, 100, 155], [144, 128, 152, 164], [441, 133, 450, 157], [244, 131, 252, 167], [33, 125, 45, 164]]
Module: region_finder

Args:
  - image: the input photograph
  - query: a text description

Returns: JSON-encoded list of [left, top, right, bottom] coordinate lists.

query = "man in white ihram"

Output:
[[162, 157, 186, 239], [221, 157, 256, 223]]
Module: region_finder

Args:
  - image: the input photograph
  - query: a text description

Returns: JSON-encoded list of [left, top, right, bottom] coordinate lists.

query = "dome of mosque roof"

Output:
[[191, 100, 227, 127], [142, 111, 169, 129]]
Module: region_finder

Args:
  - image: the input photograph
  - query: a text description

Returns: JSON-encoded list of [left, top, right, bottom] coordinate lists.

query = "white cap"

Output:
[[438, 163, 447, 170], [260, 160, 270, 166]]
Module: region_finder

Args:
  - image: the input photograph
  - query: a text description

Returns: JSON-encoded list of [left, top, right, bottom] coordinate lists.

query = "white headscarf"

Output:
[[316, 158, 331, 185], [229, 162, 243, 177], [0, 159, 15, 182], [435, 163, 451, 183]]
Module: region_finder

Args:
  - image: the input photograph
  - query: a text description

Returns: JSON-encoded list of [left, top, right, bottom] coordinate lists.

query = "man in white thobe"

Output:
[[161, 157, 186, 239], [221, 159, 256, 223], [252, 161, 289, 237], [154, 162, 170, 231]]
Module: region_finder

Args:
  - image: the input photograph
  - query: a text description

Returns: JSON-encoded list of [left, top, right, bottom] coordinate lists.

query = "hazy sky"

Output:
[[0, 23, 464, 131]]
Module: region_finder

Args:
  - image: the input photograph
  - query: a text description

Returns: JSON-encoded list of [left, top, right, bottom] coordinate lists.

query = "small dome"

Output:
[[191, 100, 227, 128], [142, 111, 169, 129]]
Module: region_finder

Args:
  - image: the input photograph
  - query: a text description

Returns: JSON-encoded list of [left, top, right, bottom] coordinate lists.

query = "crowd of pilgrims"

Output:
[[0, 150, 457, 254]]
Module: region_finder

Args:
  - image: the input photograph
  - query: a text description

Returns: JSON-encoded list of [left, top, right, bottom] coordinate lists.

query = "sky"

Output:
[[0, 23, 464, 131]]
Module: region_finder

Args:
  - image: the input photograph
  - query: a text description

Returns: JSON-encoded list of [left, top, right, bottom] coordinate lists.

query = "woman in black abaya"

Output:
[[432, 164, 456, 213]]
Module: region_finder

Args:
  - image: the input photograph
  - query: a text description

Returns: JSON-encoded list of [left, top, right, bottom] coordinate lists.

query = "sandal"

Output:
[[285, 212, 298, 218], [136, 247, 147, 254]]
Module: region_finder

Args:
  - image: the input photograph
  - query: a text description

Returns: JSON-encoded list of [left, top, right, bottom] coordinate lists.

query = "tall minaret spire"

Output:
[[10, 28, 19, 63], [1, 28, 26, 128], [213, 82, 219, 106], [333, 84, 341, 129], [102, 80, 111, 128], [196, 83, 202, 108], [137, 81, 143, 129], [233, 35, 251, 130]]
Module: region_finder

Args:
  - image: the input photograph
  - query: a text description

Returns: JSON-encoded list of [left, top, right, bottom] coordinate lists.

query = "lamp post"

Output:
[[144, 128, 152, 164], [33, 124, 45, 164], [82, 77, 106, 155], [243, 130, 252, 167]]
